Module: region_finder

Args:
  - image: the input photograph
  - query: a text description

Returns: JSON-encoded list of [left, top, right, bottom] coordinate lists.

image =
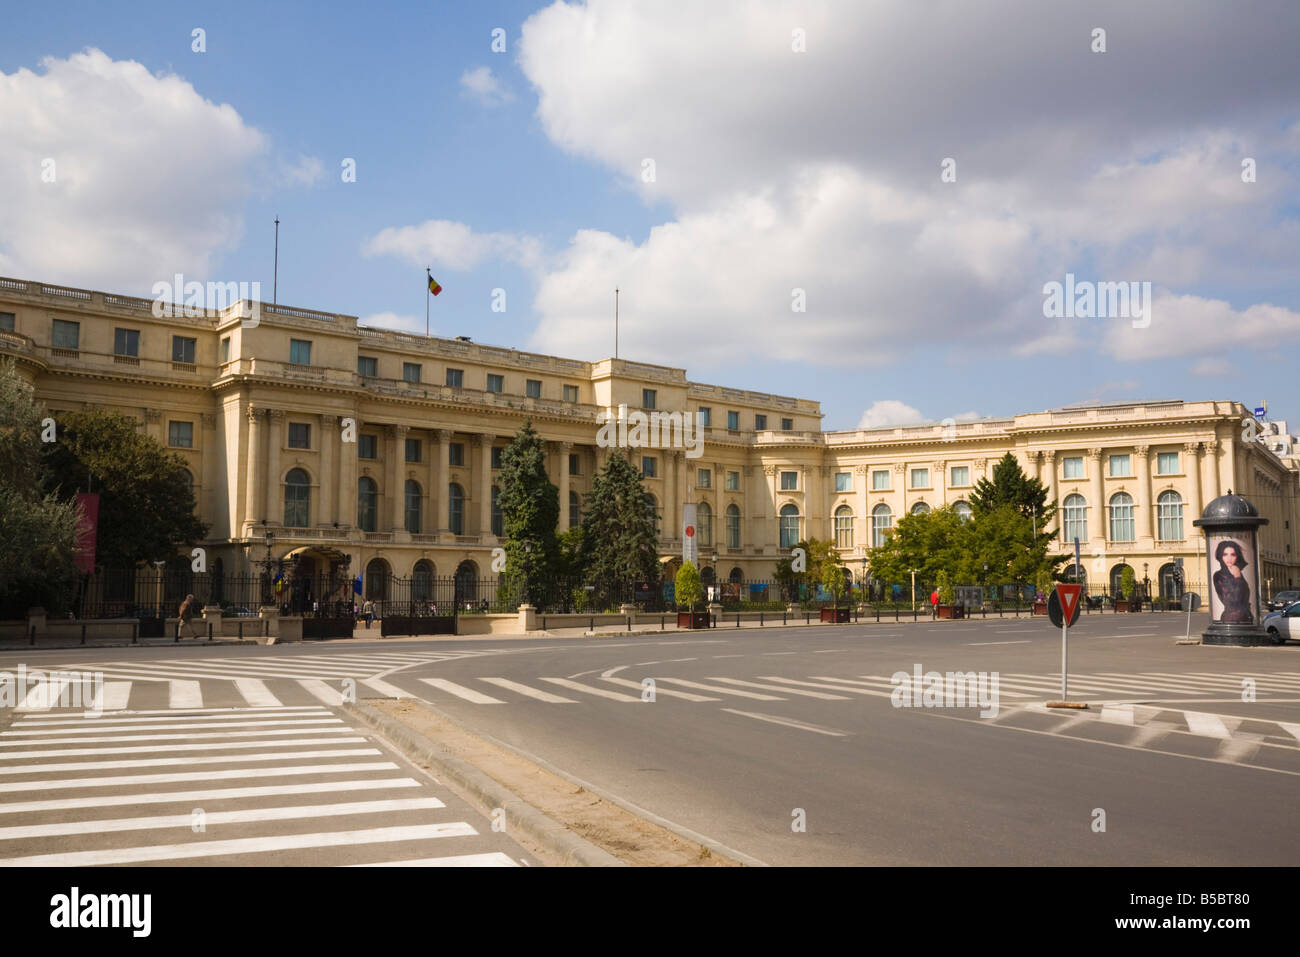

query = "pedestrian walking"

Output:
[[177, 594, 199, 639], [363, 599, 374, 629]]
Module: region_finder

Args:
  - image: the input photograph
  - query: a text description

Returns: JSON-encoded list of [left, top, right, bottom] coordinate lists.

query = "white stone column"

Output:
[[477, 434, 493, 540], [437, 430, 452, 535], [1184, 442, 1202, 521], [199, 413, 217, 527], [1088, 448, 1106, 541], [1134, 445, 1153, 540], [932, 459, 946, 508], [1206, 439, 1221, 500], [558, 441, 572, 532], [337, 413, 357, 529], [144, 408, 164, 445], [856, 466, 869, 553], [264, 410, 283, 524], [318, 414, 336, 528]]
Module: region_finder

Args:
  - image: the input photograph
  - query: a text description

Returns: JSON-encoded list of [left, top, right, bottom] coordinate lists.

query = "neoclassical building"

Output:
[[3, 274, 1298, 601]]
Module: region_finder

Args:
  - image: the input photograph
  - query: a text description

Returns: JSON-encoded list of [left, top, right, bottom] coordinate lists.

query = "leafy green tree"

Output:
[[774, 537, 839, 602], [0, 359, 81, 616], [935, 569, 955, 605], [969, 451, 1057, 544], [961, 504, 1061, 587], [496, 420, 560, 608], [577, 451, 660, 609], [867, 507, 967, 585], [40, 409, 206, 568], [675, 560, 703, 612], [1120, 565, 1136, 602], [819, 554, 848, 608]]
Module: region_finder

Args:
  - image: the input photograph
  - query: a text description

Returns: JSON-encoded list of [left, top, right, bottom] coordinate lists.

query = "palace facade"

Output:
[[3, 275, 1299, 602]]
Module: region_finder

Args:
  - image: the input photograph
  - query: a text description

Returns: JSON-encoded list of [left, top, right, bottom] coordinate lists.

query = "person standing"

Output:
[[363, 599, 374, 629]]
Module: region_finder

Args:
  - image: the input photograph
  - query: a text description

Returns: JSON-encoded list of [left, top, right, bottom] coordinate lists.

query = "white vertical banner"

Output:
[[682, 503, 698, 566]]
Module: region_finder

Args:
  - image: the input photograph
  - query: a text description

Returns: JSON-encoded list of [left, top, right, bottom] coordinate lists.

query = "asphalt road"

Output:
[[2, 614, 1296, 866]]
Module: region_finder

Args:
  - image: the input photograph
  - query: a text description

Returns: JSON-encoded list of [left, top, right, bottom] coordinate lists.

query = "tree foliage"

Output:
[[576, 451, 660, 609], [773, 537, 839, 601], [675, 560, 703, 612], [0, 359, 81, 616], [969, 451, 1057, 544], [41, 409, 207, 568], [496, 420, 560, 607]]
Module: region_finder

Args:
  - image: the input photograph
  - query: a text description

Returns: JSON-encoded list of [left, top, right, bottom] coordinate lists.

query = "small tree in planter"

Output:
[[1119, 565, 1138, 612], [675, 561, 708, 629], [1033, 568, 1052, 615], [819, 562, 850, 622], [935, 569, 961, 619]]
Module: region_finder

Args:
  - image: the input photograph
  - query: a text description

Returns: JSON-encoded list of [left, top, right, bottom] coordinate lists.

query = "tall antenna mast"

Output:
[[615, 287, 619, 359], [273, 216, 280, 306]]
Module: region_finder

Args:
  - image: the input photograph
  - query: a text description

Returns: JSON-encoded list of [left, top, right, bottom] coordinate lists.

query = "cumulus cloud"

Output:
[[459, 66, 514, 107], [858, 400, 927, 430], [0, 48, 265, 290], [279, 154, 324, 187], [359, 312, 425, 335], [362, 219, 543, 271], [1191, 357, 1237, 378]]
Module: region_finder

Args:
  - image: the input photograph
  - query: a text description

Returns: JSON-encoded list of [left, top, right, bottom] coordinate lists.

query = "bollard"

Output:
[[208, 621, 213, 641], [894, 606, 899, 622], [661, 615, 665, 631], [805, 612, 810, 625], [590, 616, 595, 631], [81, 623, 86, 646], [627, 615, 632, 632], [736, 614, 740, 628], [132, 621, 138, 644], [760, 612, 764, 627], [30, 625, 35, 646], [875, 605, 879, 622], [238, 621, 244, 640], [783, 611, 787, 626]]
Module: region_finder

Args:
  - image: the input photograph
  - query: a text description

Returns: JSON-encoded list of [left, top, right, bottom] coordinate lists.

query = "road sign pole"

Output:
[[1048, 582, 1087, 709], [1061, 618, 1068, 701]]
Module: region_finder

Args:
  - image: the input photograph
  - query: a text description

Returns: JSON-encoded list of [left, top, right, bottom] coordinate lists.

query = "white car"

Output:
[[1261, 605, 1299, 645]]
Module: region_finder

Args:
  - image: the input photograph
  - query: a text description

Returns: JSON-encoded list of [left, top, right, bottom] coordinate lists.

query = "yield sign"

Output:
[[1055, 583, 1083, 626]]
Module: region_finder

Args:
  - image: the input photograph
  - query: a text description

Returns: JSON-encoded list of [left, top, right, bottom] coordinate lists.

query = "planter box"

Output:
[[1113, 600, 1131, 613], [819, 607, 850, 623], [936, 604, 964, 619], [1127, 600, 1142, 613], [1031, 602, 1049, 616], [677, 612, 711, 629]]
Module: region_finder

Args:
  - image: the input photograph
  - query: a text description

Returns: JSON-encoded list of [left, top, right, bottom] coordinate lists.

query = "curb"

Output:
[[344, 698, 626, 867], [0, 638, 263, 652]]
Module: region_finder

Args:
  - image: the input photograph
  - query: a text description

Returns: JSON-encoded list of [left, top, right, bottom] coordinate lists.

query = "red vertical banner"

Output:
[[74, 492, 99, 574]]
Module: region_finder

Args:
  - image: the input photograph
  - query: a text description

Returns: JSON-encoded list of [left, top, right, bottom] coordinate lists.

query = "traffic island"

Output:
[[346, 696, 753, 867]]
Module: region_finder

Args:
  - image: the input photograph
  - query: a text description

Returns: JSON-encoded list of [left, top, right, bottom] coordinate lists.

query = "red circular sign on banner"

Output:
[[685, 526, 695, 537]]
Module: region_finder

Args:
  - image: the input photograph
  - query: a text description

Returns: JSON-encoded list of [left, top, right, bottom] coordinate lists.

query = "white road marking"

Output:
[[0, 823, 478, 867], [361, 678, 414, 699], [18, 679, 71, 711], [93, 682, 133, 712], [478, 678, 576, 703], [0, 798, 446, 841], [234, 679, 283, 707], [1278, 722, 1300, 742], [0, 778, 422, 816], [0, 736, 368, 760], [169, 680, 204, 709], [0, 762, 398, 794], [1183, 712, 1232, 739], [763, 676, 892, 698], [709, 677, 848, 700], [0, 748, 381, 775], [1, 718, 342, 736], [298, 679, 344, 705], [351, 853, 519, 867], [538, 678, 640, 702], [600, 677, 718, 701], [720, 709, 848, 737], [12, 708, 325, 727], [652, 677, 784, 701], [419, 678, 504, 704], [968, 640, 1031, 646], [1100, 705, 1135, 725], [0, 727, 355, 747]]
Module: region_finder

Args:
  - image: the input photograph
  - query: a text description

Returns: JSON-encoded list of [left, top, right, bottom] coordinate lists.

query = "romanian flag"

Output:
[[428, 274, 442, 297]]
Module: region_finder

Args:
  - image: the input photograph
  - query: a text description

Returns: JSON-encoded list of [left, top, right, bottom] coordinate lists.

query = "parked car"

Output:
[[1265, 590, 1300, 612], [1261, 605, 1298, 645]]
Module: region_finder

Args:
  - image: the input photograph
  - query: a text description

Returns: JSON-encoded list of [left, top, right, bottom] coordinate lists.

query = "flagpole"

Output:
[[615, 287, 619, 359], [426, 267, 431, 337], [273, 216, 280, 306]]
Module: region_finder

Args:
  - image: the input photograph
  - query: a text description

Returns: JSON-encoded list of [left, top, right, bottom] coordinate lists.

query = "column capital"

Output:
[[559, 440, 573, 453], [1027, 450, 1042, 462], [1205, 439, 1219, 453], [392, 423, 409, 437], [267, 408, 285, 421], [893, 462, 906, 473], [1133, 444, 1149, 457], [854, 465, 869, 476], [474, 432, 494, 447], [437, 429, 453, 442], [1183, 441, 1201, 454], [200, 413, 217, 430], [763, 465, 777, 476], [973, 458, 987, 470], [320, 413, 338, 426], [1087, 448, 1103, 460], [144, 408, 162, 423], [246, 405, 261, 424], [931, 460, 946, 471]]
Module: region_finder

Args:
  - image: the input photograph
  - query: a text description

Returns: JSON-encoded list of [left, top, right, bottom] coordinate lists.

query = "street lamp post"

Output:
[[152, 560, 166, 618], [910, 568, 917, 612]]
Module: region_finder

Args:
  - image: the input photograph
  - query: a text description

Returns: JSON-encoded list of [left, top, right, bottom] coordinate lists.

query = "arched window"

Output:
[[1158, 561, 1182, 600], [779, 504, 800, 549], [569, 490, 581, 529], [454, 560, 478, 604], [953, 501, 972, 522], [1063, 563, 1087, 588], [412, 560, 434, 601], [701, 565, 716, 585], [911, 502, 930, 516], [365, 558, 389, 601], [357, 477, 378, 532], [405, 480, 422, 534], [491, 485, 503, 537], [872, 504, 893, 547], [180, 468, 194, 492], [1108, 492, 1134, 542], [1062, 493, 1087, 545], [448, 483, 464, 535], [1110, 563, 1133, 597], [725, 504, 741, 548], [284, 468, 310, 528], [696, 503, 713, 547], [729, 566, 743, 584], [835, 505, 854, 549], [1157, 490, 1183, 541]]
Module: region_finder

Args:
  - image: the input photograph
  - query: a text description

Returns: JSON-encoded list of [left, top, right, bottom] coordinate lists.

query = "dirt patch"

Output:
[[369, 697, 738, 867]]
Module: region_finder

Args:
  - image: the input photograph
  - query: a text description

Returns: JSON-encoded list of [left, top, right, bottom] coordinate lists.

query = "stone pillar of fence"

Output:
[[26, 607, 47, 637], [202, 605, 223, 636], [258, 605, 279, 637], [518, 603, 537, 632]]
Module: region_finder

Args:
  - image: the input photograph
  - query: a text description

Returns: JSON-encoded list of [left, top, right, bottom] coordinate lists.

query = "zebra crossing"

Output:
[[0, 703, 524, 866]]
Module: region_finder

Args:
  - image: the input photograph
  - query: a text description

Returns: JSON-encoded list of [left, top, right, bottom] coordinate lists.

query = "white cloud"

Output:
[[858, 400, 926, 430], [279, 154, 324, 187], [362, 219, 542, 271], [1099, 293, 1300, 359], [459, 66, 514, 107], [0, 48, 265, 291], [1191, 357, 1237, 378], [359, 312, 425, 335]]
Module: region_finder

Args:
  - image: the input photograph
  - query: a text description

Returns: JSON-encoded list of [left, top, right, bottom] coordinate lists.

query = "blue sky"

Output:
[[3, 1, 1299, 432]]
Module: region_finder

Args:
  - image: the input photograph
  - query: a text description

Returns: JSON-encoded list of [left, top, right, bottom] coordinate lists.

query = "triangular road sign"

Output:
[[1055, 583, 1083, 625]]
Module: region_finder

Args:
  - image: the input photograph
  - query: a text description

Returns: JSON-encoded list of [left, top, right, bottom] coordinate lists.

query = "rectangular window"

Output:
[[781, 418, 793, 431], [288, 423, 311, 449], [780, 471, 797, 491], [727, 411, 739, 430], [835, 472, 852, 492], [220, 336, 231, 363], [168, 421, 193, 448], [755, 414, 767, 430], [449, 442, 464, 467], [872, 470, 889, 490], [697, 469, 711, 488], [643, 389, 657, 410], [1109, 454, 1131, 477], [446, 368, 463, 388], [406, 438, 422, 463], [289, 339, 311, 365], [642, 456, 657, 478], [0, 312, 14, 332], [171, 336, 196, 364], [525, 379, 542, 398], [698, 407, 712, 427], [1063, 456, 1084, 479], [911, 468, 930, 488], [114, 328, 140, 357], [486, 373, 504, 393], [726, 471, 740, 491], [51, 319, 80, 350], [357, 356, 378, 377], [358, 435, 377, 459], [950, 466, 970, 487], [569, 453, 580, 475], [1157, 452, 1179, 474], [563, 384, 579, 403], [491, 446, 503, 469], [403, 362, 421, 383]]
